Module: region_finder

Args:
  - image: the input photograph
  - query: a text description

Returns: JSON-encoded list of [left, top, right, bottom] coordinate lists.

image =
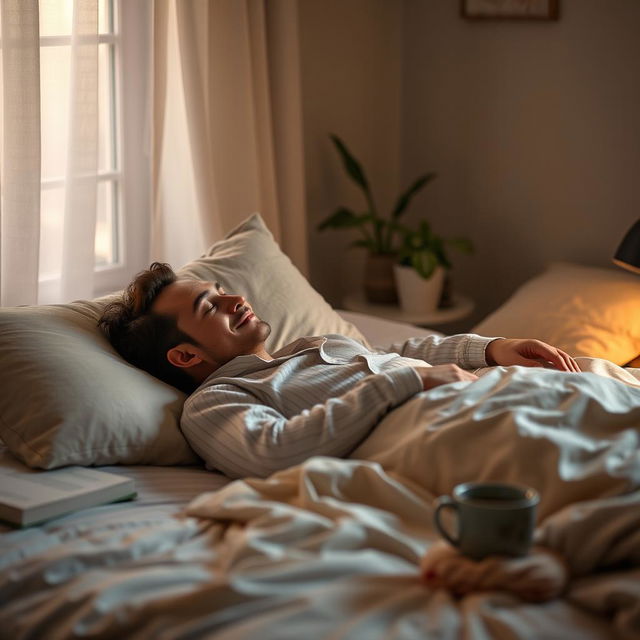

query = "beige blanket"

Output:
[[186, 359, 640, 638]]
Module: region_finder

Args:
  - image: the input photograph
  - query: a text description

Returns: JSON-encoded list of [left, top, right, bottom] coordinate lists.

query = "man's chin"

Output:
[[258, 320, 272, 340]]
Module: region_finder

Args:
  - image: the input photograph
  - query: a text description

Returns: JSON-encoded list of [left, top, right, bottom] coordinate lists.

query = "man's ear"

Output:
[[167, 343, 205, 369]]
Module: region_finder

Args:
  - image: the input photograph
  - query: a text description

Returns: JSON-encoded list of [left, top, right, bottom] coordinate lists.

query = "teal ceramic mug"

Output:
[[433, 482, 539, 561]]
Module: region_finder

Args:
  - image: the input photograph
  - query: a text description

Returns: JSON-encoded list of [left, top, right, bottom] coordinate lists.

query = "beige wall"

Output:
[[298, 0, 403, 306], [401, 0, 640, 325], [299, 0, 640, 325]]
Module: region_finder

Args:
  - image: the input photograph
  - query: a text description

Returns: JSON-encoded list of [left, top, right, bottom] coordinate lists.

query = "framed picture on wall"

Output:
[[461, 0, 559, 21]]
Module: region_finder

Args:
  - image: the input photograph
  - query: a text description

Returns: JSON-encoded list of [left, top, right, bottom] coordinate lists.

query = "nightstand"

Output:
[[342, 292, 475, 327]]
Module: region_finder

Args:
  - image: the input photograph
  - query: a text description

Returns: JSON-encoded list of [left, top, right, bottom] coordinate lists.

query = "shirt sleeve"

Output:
[[181, 366, 423, 479], [384, 333, 497, 369]]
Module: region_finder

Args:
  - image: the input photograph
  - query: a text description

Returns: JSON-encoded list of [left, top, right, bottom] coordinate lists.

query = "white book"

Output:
[[0, 462, 136, 527]]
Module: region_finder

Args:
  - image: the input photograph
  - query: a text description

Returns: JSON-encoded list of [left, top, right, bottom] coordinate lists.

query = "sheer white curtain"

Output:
[[59, 0, 99, 302], [0, 0, 99, 306], [152, 0, 309, 274], [0, 0, 41, 306]]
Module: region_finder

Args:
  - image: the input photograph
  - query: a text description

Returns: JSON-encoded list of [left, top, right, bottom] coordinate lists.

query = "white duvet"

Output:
[[1, 359, 639, 639]]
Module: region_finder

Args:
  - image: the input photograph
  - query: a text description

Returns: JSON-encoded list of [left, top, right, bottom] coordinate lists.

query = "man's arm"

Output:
[[386, 333, 495, 369], [181, 366, 424, 479], [385, 334, 579, 372]]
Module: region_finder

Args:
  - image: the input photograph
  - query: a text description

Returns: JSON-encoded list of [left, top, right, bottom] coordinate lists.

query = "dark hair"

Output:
[[98, 262, 199, 394]]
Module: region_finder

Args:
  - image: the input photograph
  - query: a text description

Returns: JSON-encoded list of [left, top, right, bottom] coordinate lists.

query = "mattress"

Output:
[[0, 445, 229, 536]]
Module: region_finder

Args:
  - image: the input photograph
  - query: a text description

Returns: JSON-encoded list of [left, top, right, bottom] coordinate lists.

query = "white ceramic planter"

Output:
[[393, 264, 445, 315]]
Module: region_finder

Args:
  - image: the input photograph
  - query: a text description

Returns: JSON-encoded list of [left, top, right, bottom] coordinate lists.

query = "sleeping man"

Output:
[[98, 262, 580, 480], [98, 262, 628, 604]]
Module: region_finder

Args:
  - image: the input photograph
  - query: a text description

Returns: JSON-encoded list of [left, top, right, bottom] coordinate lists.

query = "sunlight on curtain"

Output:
[[1, 0, 107, 306], [152, 0, 308, 275], [151, 0, 207, 269], [0, 0, 41, 306], [59, 0, 99, 301]]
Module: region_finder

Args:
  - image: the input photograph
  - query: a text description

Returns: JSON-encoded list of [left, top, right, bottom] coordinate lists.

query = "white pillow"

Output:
[[178, 214, 367, 351], [473, 262, 640, 365], [0, 213, 367, 469]]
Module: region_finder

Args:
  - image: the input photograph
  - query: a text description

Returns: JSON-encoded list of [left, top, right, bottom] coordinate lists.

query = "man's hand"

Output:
[[414, 364, 479, 391], [485, 338, 580, 372]]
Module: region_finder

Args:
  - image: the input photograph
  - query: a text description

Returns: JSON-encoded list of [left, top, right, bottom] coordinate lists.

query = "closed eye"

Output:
[[193, 288, 218, 316], [204, 299, 217, 315]]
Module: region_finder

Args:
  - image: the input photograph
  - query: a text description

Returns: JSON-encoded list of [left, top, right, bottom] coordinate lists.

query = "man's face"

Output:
[[152, 278, 271, 370]]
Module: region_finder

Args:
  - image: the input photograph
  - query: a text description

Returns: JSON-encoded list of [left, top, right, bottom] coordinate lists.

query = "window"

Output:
[[38, 0, 150, 302]]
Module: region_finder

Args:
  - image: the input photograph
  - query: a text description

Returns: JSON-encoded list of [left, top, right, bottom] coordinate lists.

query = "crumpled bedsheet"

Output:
[[1, 359, 639, 639]]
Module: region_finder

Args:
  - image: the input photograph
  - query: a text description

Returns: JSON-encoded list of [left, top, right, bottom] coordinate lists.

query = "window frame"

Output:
[[93, 0, 151, 297]]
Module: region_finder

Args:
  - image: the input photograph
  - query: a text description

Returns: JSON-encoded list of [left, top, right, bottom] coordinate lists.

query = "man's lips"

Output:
[[235, 310, 254, 329]]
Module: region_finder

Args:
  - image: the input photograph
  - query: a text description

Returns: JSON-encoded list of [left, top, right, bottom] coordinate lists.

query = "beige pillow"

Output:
[[0, 302, 197, 469], [178, 214, 367, 351], [0, 213, 366, 469], [473, 262, 640, 365]]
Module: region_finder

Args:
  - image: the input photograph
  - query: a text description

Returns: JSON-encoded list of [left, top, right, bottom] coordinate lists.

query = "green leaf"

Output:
[[432, 236, 451, 269], [317, 207, 364, 231], [391, 172, 437, 219], [412, 250, 437, 279], [330, 134, 371, 195], [447, 237, 474, 254]]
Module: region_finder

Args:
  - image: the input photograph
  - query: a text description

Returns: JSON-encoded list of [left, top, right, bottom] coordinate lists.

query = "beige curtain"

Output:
[[152, 0, 308, 275], [60, 0, 99, 302], [0, 0, 99, 306], [0, 0, 41, 306]]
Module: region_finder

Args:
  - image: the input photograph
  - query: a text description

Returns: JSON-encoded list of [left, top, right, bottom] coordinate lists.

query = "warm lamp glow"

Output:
[[613, 220, 640, 274]]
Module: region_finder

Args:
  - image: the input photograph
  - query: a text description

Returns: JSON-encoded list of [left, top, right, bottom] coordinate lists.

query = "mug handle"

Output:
[[433, 496, 460, 547]]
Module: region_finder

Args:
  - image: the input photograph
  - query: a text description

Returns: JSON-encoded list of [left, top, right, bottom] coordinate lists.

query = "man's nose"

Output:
[[226, 294, 246, 311]]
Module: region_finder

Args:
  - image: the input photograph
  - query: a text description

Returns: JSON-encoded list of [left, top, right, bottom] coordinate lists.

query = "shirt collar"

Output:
[[199, 336, 328, 385]]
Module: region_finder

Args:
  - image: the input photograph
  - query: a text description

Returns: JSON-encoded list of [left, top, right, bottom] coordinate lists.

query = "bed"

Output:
[[1, 214, 640, 639]]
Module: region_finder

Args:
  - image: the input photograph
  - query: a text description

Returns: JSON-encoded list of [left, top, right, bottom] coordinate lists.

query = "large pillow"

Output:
[[178, 214, 367, 352], [0, 213, 367, 469], [0, 302, 196, 469], [473, 262, 640, 365]]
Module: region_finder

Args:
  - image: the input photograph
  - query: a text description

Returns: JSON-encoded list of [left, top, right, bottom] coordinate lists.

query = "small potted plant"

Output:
[[317, 134, 436, 304], [394, 220, 473, 314]]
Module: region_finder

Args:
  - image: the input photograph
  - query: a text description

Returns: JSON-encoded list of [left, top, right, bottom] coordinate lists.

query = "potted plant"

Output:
[[317, 134, 436, 304], [394, 220, 473, 314]]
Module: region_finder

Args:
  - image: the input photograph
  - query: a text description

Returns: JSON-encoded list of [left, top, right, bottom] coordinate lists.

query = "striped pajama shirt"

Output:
[[181, 333, 495, 479]]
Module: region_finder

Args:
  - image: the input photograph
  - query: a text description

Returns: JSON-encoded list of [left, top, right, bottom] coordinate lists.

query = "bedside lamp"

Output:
[[613, 220, 640, 274]]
